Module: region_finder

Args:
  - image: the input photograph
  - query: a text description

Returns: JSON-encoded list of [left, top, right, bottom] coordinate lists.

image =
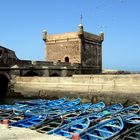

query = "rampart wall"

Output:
[[13, 74, 140, 105]]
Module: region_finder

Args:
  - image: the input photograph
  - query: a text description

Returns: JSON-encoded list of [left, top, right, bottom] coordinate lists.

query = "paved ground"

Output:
[[0, 124, 67, 140]]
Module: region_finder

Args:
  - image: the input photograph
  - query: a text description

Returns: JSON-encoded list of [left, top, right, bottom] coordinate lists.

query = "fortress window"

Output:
[[65, 57, 69, 62]]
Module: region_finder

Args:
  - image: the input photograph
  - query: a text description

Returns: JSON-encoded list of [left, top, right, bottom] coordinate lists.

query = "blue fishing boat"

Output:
[[46, 97, 66, 107], [13, 105, 36, 115], [89, 101, 105, 112], [64, 102, 105, 114], [63, 102, 105, 123], [64, 103, 91, 113], [0, 103, 26, 111], [16, 98, 66, 116], [101, 103, 123, 115], [112, 123, 140, 140], [50, 117, 90, 139], [0, 103, 35, 114], [47, 103, 89, 118], [24, 98, 81, 117], [35, 115, 63, 133], [75, 102, 105, 114], [64, 103, 123, 123], [63, 112, 81, 123], [24, 106, 67, 117], [51, 98, 81, 109], [85, 103, 123, 122], [76, 103, 92, 111], [116, 104, 140, 125], [9, 114, 47, 128], [80, 116, 124, 140], [118, 104, 140, 116], [0, 106, 30, 123], [0, 104, 14, 111], [0, 110, 14, 121], [47, 109, 66, 118], [123, 114, 140, 125], [24, 107, 51, 116], [8, 113, 29, 124], [89, 103, 123, 123]]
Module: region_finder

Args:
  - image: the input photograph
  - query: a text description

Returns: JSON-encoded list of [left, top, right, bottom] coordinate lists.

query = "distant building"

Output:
[[42, 24, 104, 74]]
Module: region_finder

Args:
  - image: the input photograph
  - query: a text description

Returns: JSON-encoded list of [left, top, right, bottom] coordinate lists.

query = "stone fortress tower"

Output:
[[42, 23, 104, 74]]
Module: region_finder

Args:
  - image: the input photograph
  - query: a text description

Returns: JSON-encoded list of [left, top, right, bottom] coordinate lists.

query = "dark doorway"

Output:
[[65, 57, 69, 62], [0, 74, 8, 98], [24, 71, 39, 76]]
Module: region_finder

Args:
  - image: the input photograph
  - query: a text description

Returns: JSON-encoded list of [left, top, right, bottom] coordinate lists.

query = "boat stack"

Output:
[[0, 97, 140, 140]]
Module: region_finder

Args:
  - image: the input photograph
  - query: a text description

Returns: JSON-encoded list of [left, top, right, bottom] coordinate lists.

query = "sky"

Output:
[[0, 0, 140, 71]]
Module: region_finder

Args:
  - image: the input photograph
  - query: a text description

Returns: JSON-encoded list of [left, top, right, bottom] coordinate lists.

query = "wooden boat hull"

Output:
[[9, 115, 47, 128], [123, 114, 140, 125], [118, 104, 140, 116], [89, 102, 105, 112], [80, 116, 124, 140], [50, 118, 90, 139], [51, 98, 81, 110], [24, 98, 80, 117], [35, 115, 63, 134], [113, 123, 140, 140]]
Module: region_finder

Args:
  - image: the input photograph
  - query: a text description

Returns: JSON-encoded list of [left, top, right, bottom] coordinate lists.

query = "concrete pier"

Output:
[[0, 125, 66, 140]]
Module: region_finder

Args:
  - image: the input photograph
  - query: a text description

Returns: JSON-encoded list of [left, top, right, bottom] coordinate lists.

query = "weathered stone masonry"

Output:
[[15, 75, 140, 105]]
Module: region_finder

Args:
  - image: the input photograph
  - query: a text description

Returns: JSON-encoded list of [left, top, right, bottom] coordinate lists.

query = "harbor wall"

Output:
[[13, 74, 140, 105]]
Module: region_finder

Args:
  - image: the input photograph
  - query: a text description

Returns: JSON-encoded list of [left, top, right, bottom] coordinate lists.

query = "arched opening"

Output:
[[65, 57, 69, 62], [0, 74, 8, 98], [24, 71, 39, 76], [50, 73, 60, 77]]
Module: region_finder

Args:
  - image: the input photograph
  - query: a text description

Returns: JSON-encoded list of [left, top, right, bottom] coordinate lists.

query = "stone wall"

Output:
[[0, 46, 19, 67], [13, 74, 140, 105], [46, 40, 80, 63], [82, 42, 101, 67], [44, 32, 81, 63]]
